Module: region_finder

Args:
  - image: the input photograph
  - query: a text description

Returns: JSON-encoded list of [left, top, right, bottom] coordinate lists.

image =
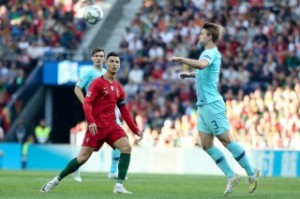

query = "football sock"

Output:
[[227, 141, 255, 176], [110, 149, 121, 174], [206, 146, 235, 178], [58, 158, 82, 181], [117, 153, 130, 183]]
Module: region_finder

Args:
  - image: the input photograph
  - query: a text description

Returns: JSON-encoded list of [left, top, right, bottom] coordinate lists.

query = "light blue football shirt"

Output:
[[76, 67, 107, 92], [195, 47, 223, 106]]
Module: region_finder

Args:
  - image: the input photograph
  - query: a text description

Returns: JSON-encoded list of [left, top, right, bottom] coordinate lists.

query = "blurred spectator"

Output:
[[13, 118, 27, 143], [72, 0, 300, 150], [0, 0, 91, 133], [128, 64, 144, 84], [34, 119, 51, 144], [116, 0, 300, 149]]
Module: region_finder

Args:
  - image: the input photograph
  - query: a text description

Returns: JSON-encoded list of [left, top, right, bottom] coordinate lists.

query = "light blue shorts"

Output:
[[197, 100, 231, 135]]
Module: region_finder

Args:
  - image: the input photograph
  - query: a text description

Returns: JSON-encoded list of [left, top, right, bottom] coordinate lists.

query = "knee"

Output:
[[77, 155, 89, 164], [119, 144, 132, 153], [200, 140, 213, 150], [202, 144, 212, 151], [219, 137, 231, 147]]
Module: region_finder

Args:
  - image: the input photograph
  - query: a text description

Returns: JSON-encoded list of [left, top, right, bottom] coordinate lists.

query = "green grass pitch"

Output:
[[0, 170, 299, 199]]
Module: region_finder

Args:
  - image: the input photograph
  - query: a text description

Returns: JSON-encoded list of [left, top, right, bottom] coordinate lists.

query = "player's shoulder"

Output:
[[115, 81, 124, 91], [94, 76, 104, 82], [81, 68, 94, 78], [90, 76, 104, 86], [201, 47, 221, 59]]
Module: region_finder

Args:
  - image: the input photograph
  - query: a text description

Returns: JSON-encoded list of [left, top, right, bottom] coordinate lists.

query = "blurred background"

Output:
[[0, 0, 300, 177]]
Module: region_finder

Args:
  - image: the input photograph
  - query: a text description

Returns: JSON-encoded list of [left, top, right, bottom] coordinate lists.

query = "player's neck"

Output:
[[204, 42, 216, 49], [94, 65, 103, 71], [103, 73, 116, 83]]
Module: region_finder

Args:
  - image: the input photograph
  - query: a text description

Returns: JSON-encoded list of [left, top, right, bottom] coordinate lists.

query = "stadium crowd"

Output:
[[115, 0, 300, 149], [2, 0, 300, 150], [0, 0, 89, 137]]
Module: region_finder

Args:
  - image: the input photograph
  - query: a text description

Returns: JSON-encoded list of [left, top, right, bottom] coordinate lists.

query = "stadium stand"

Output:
[[1, 0, 300, 150], [0, 0, 89, 136], [114, 0, 300, 149]]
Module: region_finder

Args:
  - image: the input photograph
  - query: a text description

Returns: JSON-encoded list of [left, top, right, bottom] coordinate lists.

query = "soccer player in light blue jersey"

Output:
[[73, 47, 122, 181], [170, 23, 259, 196]]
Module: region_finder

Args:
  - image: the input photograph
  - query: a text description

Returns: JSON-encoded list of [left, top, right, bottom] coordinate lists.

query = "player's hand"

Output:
[[88, 123, 98, 135], [135, 130, 143, 141], [169, 56, 182, 62], [179, 72, 191, 79]]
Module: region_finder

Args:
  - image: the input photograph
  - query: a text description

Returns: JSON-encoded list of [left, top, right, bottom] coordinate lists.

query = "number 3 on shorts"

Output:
[[211, 120, 219, 130]]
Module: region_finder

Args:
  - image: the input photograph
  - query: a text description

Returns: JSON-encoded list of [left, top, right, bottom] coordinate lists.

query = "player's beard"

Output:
[[198, 40, 206, 48], [110, 68, 118, 75]]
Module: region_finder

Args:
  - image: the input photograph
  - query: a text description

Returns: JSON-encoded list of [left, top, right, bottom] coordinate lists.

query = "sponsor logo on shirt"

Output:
[[204, 55, 211, 60], [110, 86, 114, 91]]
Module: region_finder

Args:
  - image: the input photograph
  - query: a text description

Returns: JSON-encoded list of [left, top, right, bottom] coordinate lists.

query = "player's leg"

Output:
[[199, 132, 235, 178], [217, 132, 259, 193], [112, 137, 132, 194], [107, 126, 132, 194], [59, 146, 94, 180], [199, 131, 240, 197], [108, 148, 121, 179], [198, 106, 235, 179], [200, 102, 241, 196], [209, 100, 258, 193], [109, 114, 122, 179], [40, 146, 94, 192]]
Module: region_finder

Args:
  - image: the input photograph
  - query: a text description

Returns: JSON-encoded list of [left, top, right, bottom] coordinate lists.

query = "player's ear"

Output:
[[208, 34, 212, 41]]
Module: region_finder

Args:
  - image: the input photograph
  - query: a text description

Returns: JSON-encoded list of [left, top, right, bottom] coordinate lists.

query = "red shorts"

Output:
[[82, 125, 127, 151]]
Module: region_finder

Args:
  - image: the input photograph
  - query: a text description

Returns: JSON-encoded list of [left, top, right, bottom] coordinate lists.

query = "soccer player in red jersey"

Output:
[[41, 52, 143, 194]]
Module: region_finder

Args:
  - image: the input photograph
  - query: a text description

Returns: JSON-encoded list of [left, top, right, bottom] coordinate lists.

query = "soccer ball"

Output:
[[84, 5, 104, 25]]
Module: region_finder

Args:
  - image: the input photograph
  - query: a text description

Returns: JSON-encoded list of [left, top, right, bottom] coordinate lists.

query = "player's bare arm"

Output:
[[180, 71, 196, 79], [74, 86, 85, 103], [170, 57, 209, 69]]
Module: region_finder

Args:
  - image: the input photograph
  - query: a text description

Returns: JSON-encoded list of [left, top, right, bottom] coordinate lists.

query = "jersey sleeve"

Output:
[[82, 78, 100, 125], [117, 85, 126, 106], [200, 50, 215, 65], [76, 71, 89, 89], [117, 85, 139, 134]]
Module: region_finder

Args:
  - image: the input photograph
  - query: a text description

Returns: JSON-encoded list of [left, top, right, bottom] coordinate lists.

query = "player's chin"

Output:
[[111, 68, 119, 73]]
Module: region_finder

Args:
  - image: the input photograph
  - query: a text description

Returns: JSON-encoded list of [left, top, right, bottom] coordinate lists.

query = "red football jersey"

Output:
[[83, 76, 139, 134]]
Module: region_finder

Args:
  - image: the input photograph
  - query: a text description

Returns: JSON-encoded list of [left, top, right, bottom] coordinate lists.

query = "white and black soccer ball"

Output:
[[84, 5, 104, 25]]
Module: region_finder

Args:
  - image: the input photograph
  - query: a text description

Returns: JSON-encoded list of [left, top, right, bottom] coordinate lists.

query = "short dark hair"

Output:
[[92, 47, 105, 56], [203, 23, 221, 43], [106, 52, 119, 60]]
